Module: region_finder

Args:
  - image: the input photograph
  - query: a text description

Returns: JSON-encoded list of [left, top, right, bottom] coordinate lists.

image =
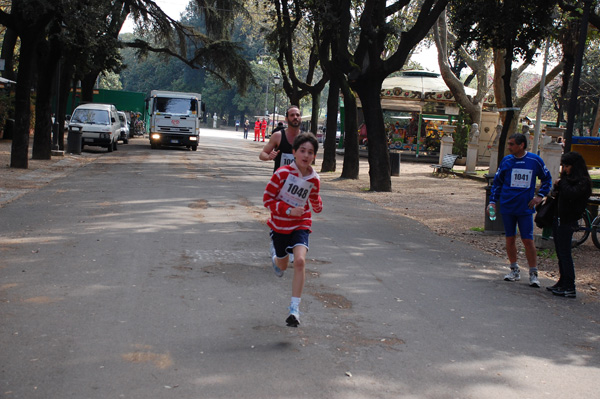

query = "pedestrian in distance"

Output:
[[263, 132, 323, 327], [243, 119, 249, 139], [488, 133, 552, 287], [254, 119, 261, 141], [260, 118, 268, 142], [259, 105, 303, 173], [547, 151, 592, 298], [272, 121, 285, 136]]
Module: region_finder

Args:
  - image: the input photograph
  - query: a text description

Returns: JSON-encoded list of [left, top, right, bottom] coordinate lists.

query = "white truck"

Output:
[[147, 90, 205, 151]]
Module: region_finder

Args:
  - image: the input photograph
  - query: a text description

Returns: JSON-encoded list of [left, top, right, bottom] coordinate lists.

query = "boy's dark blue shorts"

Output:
[[270, 229, 310, 258]]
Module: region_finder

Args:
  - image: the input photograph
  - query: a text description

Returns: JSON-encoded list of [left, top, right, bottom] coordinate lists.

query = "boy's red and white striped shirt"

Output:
[[263, 162, 322, 234]]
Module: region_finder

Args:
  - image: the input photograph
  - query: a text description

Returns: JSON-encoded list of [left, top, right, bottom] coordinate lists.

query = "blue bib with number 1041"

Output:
[[510, 168, 533, 189], [276, 174, 314, 208]]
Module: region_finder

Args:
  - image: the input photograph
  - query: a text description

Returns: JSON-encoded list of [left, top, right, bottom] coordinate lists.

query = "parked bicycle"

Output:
[[572, 197, 600, 249]]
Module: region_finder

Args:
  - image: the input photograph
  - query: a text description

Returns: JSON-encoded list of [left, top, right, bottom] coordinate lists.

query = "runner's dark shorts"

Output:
[[270, 229, 310, 258]]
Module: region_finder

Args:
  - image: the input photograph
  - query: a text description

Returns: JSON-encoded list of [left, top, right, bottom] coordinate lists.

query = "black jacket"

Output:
[[553, 177, 592, 224]]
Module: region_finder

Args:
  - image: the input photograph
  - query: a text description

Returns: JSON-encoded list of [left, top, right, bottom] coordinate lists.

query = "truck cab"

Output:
[[147, 91, 205, 151]]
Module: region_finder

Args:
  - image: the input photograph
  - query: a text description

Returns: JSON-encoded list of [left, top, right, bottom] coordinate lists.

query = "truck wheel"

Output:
[[192, 145, 197, 151], [107, 142, 113, 152], [113, 140, 118, 151], [123, 139, 128, 144]]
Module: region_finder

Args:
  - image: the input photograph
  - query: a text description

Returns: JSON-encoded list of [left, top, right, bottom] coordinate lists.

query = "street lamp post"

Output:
[[272, 75, 281, 131], [257, 49, 270, 118]]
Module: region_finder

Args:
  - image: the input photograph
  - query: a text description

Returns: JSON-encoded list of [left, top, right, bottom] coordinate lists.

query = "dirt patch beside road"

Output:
[[0, 139, 98, 206], [319, 157, 599, 302]]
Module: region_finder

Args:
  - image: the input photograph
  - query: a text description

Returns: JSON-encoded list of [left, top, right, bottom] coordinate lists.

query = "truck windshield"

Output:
[[71, 109, 110, 125], [154, 97, 197, 115]]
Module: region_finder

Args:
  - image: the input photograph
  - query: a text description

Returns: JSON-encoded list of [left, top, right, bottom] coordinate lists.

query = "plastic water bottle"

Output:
[[488, 204, 496, 221]]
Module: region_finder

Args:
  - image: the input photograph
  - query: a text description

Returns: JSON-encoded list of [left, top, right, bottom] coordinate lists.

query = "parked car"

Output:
[[69, 103, 120, 152], [117, 111, 130, 144]]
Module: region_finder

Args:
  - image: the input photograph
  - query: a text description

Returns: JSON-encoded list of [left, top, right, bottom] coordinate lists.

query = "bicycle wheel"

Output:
[[572, 211, 591, 248], [591, 216, 600, 249]]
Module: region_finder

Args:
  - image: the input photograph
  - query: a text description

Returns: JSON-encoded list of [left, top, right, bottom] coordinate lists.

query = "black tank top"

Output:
[[273, 129, 294, 172]]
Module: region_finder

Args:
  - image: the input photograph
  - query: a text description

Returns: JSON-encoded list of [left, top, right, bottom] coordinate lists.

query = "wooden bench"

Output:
[[430, 154, 460, 176]]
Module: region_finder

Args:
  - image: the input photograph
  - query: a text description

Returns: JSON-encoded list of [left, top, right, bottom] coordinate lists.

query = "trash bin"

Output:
[[67, 128, 82, 154], [390, 151, 400, 176], [484, 186, 504, 234]]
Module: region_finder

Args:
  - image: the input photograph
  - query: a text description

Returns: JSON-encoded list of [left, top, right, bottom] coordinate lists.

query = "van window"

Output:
[[154, 98, 197, 115], [71, 109, 110, 125]]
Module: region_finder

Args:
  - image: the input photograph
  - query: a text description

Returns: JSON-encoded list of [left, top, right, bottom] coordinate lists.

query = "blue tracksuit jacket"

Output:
[[490, 152, 552, 215]]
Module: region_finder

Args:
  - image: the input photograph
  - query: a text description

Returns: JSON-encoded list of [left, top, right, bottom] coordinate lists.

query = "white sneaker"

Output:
[[286, 304, 300, 327], [529, 272, 540, 288], [504, 268, 520, 281]]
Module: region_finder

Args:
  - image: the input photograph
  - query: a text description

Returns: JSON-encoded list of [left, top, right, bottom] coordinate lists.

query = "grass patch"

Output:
[[470, 227, 485, 232], [537, 248, 558, 261]]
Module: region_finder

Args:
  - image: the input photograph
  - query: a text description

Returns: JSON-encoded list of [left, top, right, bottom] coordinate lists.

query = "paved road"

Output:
[[1, 130, 599, 398]]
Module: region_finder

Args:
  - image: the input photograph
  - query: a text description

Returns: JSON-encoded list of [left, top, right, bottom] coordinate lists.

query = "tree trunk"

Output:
[[321, 78, 339, 173], [353, 78, 390, 191], [57, 63, 74, 150], [557, 19, 578, 125], [339, 77, 359, 180], [434, 13, 485, 126], [310, 92, 320, 134], [497, 48, 515, 167], [10, 35, 37, 169], [591, 97, 600, 137], [81, 72, 98, 103], [32, 39, 60, 160]]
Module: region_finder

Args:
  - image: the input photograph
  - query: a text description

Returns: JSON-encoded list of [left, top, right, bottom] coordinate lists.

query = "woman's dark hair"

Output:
[[560, 151, 591, 181], [293, 132, 319, 154]]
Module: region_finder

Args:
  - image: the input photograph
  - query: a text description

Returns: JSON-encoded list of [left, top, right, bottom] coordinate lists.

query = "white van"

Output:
[[69, 103, 120, 152]]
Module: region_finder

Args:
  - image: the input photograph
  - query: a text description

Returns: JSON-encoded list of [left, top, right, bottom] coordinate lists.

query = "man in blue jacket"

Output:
[[488, 133, 552, 287]]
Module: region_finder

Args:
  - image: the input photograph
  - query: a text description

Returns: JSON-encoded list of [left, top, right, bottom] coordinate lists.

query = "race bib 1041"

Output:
[[510, 168, 533, 189], [276, 174, 314, 208]]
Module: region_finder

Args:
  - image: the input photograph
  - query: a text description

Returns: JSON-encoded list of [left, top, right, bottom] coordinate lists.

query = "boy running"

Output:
[[263, 133, 323, 327]]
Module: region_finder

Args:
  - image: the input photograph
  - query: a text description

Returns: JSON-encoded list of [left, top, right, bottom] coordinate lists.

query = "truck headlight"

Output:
[[189, 136, 198, 141], [151, 133, 161, 140]]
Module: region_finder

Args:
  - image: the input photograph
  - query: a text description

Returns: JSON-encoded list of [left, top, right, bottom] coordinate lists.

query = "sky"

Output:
[[120, 0, 190, 33]]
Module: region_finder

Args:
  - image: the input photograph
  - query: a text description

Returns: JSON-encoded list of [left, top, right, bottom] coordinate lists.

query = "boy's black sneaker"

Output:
[[551, 287, 576, 298], [286, 314, 300, 327]]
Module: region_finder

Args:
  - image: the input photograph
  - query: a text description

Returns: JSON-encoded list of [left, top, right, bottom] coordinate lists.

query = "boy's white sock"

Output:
[[291, 297, 301, 307]]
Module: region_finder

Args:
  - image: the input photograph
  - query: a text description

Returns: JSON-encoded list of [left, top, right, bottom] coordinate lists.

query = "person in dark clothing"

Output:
[[259, 106, 302, 172], [548, 151, 592, 298], [271, 121, 285, 136]]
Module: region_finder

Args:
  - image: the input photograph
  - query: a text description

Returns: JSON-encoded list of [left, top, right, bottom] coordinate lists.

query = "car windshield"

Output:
[[71, 109, 110, 125], [154, 97, 197, 115]]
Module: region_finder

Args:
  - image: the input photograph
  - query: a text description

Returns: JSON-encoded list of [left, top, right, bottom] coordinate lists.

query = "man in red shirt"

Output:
[[260, 118, 268, 142], [254, 119, 261, 141]]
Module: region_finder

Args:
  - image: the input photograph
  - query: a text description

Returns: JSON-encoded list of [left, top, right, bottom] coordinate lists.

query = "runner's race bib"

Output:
[[510, 168, 533, 189], [281, 153, 294, 167], [277, 174, 314, 208]]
